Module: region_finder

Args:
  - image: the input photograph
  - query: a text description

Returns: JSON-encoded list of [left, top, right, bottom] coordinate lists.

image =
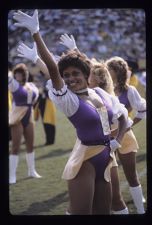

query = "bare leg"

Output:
[[10, 123, 23, 154], [118, 151, 145, 214], [111, 166, 128, 211], [23, 122, 34, 153], [118, 152, 139, 187], [93, 179, 112, 214], [67, 161, 95, 215]]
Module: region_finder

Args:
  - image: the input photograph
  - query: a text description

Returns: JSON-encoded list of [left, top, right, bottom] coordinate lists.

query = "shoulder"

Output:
[[128, 85, 136, 90], [28, 82, 38, 89], [93, 87, 111, 97], [127, 85, 138, 94]]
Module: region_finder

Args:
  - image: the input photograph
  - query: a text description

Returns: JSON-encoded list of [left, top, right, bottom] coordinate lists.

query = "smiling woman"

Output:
[[12, 9, 129, 215], [58, 50, 91, 93]]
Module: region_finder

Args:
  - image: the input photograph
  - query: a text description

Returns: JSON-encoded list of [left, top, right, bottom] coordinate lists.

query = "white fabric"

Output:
[[13, 10, 39, 35], [9, 106, 29, 125], [25, 82, 39, 104], [65, 211, 71, 215], [129, 185, 145, 214], [8, 73, 19, 92], [96, 107, 111, 135], [62, 138, 115, 181], [8, 74, 39, 104], [46, 79, 79, 117], [9, 155, 19, 184], [26, 152, 42, 178], [110, 139, 121, 153], [59, 33, 77, 50], [46, 80, 126, 122], [53, 55, 61, 64], [113, 207, 129, 214], [17, 42, 39, 63], [127, 85, 146, 119], [93, 87, 128, 123]]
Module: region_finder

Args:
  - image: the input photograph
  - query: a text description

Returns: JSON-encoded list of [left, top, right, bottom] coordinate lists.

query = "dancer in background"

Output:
[[16, 40, 57, 146], [88, 61, 131, 214], [33, 73, 56, 145], [9, 62, 41, 184], [105, 56, 146, 214]]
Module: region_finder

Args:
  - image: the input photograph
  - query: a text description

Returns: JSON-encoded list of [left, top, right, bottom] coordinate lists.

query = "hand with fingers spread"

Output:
[[13, 9, 39, 35], [59, 33, 77, 50], [17, 42, 39, 63]]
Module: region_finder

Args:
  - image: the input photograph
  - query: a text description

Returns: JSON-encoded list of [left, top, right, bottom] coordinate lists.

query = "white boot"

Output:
[[26, 152, 42, 178], [113, 207, 129, 214], [9, 154, 19, 184], [142, 195, 146, 203], [65, 211, 71, 215], [129, 185, 145, 214]]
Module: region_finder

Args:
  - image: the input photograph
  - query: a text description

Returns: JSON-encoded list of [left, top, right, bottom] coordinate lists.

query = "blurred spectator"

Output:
[[8, 9, 145, 69], [138, 71, 146, 88], [127, 59, 139, 88], [33, 73, 56, 145]]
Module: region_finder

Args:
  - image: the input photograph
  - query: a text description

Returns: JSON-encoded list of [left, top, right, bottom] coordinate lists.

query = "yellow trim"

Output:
[[129, 74, 139, 87], [43, 98, 56, 125], [8, 91, 12, 111]]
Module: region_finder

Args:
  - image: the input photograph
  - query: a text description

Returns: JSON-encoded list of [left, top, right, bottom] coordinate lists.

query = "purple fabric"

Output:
[[89, 146, 111, 181], [68, 91, 113, 146], [118, 90, 132, 112], [21, 107, 31, 127], [12, 85, 36, 106]]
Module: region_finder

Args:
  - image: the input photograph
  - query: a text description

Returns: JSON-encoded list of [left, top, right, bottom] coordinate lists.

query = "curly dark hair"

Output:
[[105, 56, 129, 92], [58, 50, 92, 80]]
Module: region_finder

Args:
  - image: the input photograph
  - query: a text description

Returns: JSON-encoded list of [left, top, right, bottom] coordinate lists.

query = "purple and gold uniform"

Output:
[[117, 85, 146, 154], [46, 80, 127, 181], [9, 74, 39, 127]]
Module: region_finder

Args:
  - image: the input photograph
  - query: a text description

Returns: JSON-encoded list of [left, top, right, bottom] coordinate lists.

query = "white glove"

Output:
[[110, 139, 121, 153], [53, 55, 61, 63], [17, 42, 39, 63], [59, 33, 77, 50], [13, 10, 39, 35]]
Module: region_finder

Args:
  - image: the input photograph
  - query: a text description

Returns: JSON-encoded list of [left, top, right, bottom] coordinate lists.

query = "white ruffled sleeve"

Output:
[[128, 85, 146, 119], [110, 95, 126, 120], [46, 79, 79, 117], [28, 82, 39, 103], [8, 72, 19, 92], [111, 96, 133, 128], [94, 87, 130, 126]]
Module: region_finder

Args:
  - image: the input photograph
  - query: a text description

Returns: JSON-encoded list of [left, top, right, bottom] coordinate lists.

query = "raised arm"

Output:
[[17, 42, 50, 79], [59, 33, 81, 54], [13, 10, 63, 90]]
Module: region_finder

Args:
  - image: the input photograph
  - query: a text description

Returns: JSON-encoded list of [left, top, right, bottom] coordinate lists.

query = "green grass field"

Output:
[[9, 84, 147, 215]]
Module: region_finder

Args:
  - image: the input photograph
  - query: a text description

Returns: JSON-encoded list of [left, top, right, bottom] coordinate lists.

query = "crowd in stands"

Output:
[[8, 9, 146, 72]]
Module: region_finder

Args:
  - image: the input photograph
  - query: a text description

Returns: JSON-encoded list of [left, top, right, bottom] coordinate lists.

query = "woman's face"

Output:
[[108, 69, 117, 87], [14, 72, 26, 85], [88, 70, 100, 88], [62, 66, 88, 92]]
